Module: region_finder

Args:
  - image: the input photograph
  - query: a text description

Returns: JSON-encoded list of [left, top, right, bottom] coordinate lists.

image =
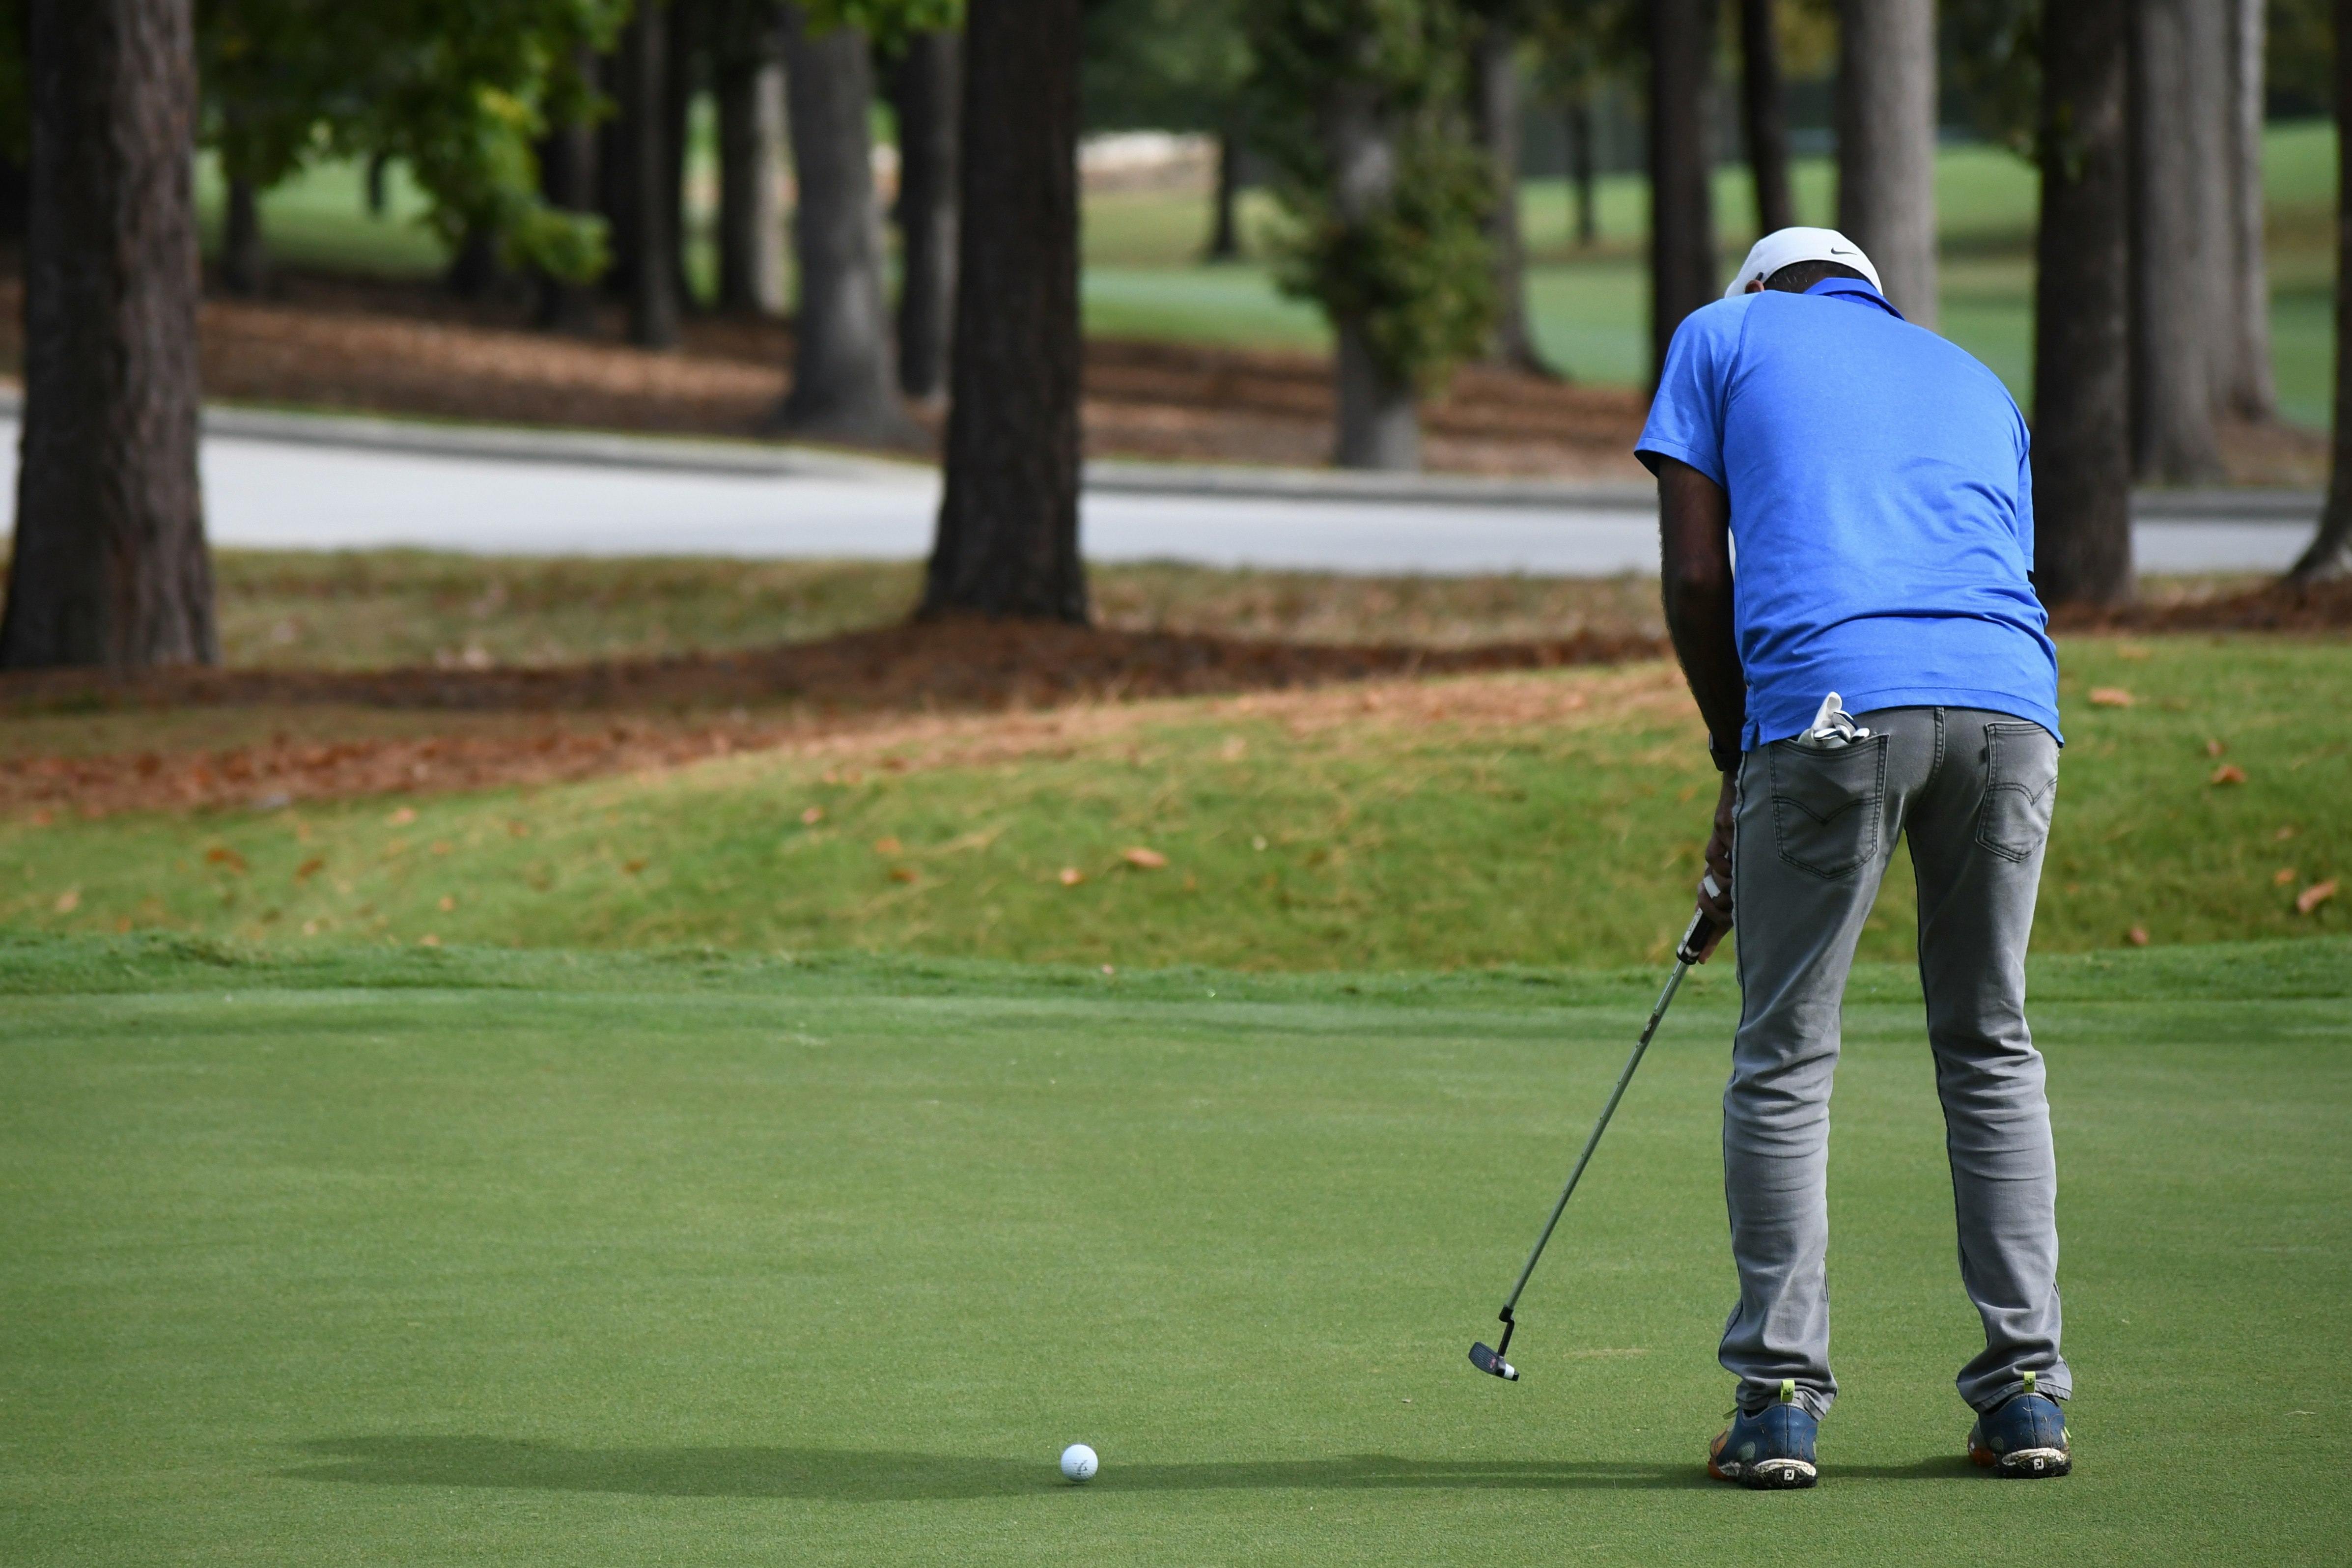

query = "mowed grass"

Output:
[[2, 636, 2344, 968], [0, 934, 2345, 1566]]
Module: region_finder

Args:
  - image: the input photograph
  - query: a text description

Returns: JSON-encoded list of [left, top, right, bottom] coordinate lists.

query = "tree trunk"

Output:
[[2130, 0, 2223, 481], [718, 56, 786, 314], [2031, 0, 2134, 607], [365, 151, 389, 217], [222, 175, 267, 295], [446, 222, 502, 299], [922, 0, 1085, 621], [598, 45, 635, 298], [1836, 0, 1936, 326], [1649, 0, 1716, 381], [623, 0, 679, 346], [890, 28, 960, 401], [1738, 0, 1794, 235], [1335, 321, 1421, 469], [778, 11, 911, 442], [663, 0, 698, 309], [1568, 95, 1596, 247], [1205, 125, 1242, 260], [537, 88, 599, 334], [1471, 22, 1548, 375], [1325, 82, 1420, 469], [2286, 0, 2351, 583], [1, 0, 213, 670], [2220, 0, 2276, 420]]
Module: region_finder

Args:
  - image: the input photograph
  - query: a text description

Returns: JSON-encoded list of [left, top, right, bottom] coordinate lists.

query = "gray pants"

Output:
[[1722, 705, 2069, 1418]]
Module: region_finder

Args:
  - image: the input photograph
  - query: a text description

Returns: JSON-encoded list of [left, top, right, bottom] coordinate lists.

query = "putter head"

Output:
[[1469, 1342, 1518, 1381]]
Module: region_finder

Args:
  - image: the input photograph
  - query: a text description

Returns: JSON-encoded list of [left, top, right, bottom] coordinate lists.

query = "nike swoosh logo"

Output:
[[1828, 246, 1856, 254]]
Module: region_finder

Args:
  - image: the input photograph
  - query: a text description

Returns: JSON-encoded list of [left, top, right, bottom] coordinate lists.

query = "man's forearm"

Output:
[[1656, 458, 1747, 756], [1665, 579, 1746, 754]]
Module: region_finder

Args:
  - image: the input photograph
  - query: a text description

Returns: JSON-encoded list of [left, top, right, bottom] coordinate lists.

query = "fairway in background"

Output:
[[1, 937, 2345, 1566]]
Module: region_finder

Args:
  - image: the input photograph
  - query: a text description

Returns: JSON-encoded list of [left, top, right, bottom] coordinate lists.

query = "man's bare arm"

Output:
[[1656, 455, 1742, 958], [1657, 457, 1744, 752]]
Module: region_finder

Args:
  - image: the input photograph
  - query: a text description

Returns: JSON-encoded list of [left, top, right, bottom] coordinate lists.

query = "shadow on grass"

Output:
[[282, 1436, 1721, 1500]]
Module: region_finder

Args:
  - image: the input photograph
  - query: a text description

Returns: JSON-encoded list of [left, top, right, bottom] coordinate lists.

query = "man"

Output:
[[1637, 228, 2072, 1489]]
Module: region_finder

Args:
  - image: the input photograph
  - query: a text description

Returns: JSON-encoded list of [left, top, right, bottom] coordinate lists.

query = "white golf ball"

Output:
[[1059, 1442, 1099, 1483]]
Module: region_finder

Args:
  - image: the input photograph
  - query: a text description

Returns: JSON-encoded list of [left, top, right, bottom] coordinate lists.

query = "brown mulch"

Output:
[[0, 269, 1655, 480], [0, 618, 1669, 817], [2048, 575, 2352, 634]]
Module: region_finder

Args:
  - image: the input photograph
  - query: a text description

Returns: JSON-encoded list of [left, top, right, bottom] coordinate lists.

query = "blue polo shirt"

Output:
[[1635, 279, 2060, 749]]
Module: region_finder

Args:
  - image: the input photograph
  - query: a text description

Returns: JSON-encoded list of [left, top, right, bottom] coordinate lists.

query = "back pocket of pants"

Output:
[[1768, 734, 1887, 879], [1975, 721, 2059, 863]]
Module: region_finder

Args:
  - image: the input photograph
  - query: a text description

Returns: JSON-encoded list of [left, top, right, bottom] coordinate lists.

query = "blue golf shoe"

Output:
[[1707, 1378, 1819, 1489], [1966, 1371, 2072, 1478]]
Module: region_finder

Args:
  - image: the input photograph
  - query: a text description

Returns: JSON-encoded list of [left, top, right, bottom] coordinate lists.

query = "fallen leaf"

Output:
[[28, 809, 52, 826], [623, 858, 648, 875], [53, 889, 79, 914], [2088, 688, 2134, 707], [2274, 867, 2298, 886], [2116, 644, 2152, 660], [2209, 764, 2247, 785], [888, 867, 915, 883], [508, 821, 532, 838], [1100, 964, 1115, 976], [2276, 825, 2299, 840], [1123, 846, 1169, 869], [2297, 880, 2339, 916], [419, 933, 440, 948], [2127, 925, 2150, 947], [388, 807, 418, 826], [205, 845, 249, 873], [1220, 736, 1248, 761], [1059, 867, 1084, 886], [430, 841, 452, 856], [294, 857, 325, 882], [800, 805, 824, 825], [2205, 738, 2226, 757], [438, 896, 456, 912], [873, 836, 903, 854]]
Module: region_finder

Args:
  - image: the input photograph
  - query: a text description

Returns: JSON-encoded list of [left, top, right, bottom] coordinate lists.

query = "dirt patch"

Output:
[[0, 619, 1668, 817], [2049, 575, 2352, 634]]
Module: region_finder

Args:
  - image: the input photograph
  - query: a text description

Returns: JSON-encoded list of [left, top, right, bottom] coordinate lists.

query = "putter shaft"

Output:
[[1493, 905, 1718, 1340]]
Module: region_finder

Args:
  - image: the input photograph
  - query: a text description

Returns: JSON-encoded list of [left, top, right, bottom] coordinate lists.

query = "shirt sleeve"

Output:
[[1634, 300, 1740, 484]]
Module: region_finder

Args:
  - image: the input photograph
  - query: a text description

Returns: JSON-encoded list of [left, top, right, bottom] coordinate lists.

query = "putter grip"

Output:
[[1676, 906, 1725, 966]]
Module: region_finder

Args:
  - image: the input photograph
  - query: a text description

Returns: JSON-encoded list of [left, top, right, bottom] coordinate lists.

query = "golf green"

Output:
[[3, 937, 2346, 1565]]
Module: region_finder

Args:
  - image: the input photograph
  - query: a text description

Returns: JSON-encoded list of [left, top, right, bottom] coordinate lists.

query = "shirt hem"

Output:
[[1748, 689, 2062, 749]]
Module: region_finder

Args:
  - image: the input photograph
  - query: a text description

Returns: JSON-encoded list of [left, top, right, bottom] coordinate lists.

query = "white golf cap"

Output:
[[1723, 227, 1882, 299]]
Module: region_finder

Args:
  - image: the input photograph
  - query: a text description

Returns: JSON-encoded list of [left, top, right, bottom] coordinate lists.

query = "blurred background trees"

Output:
[[0, 0, 2339, 661]]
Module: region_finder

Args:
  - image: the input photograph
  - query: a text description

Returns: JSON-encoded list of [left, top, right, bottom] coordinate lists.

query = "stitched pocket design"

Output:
[[1975, 722, 2059, 863], [1768, 733, 1888, 879]]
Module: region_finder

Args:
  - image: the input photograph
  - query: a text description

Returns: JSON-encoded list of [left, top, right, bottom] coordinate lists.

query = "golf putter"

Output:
[[1469, 885, 1728, 1382]]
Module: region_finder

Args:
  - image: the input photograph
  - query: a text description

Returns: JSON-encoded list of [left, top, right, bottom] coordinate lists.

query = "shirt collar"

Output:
[[1803, 276, 1906, 321]]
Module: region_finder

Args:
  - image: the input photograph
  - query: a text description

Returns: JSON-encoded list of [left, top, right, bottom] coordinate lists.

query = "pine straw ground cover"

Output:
[[0, 634, 2342, 971], [0, 934, 2346, 1567]]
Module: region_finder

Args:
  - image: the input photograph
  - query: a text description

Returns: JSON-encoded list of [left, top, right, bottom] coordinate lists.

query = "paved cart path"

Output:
[[2, 411, 2320, 576]]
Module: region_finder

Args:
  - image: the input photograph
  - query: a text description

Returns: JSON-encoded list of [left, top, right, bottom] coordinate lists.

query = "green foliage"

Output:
[[1247, 0, 1496, 391], [799, 0, 963, 55], [2268, 0, 2335, 116], [1082, 0, 1252, 134], [1941, 0, 2042, 161], [192, 0, 626, 281]]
